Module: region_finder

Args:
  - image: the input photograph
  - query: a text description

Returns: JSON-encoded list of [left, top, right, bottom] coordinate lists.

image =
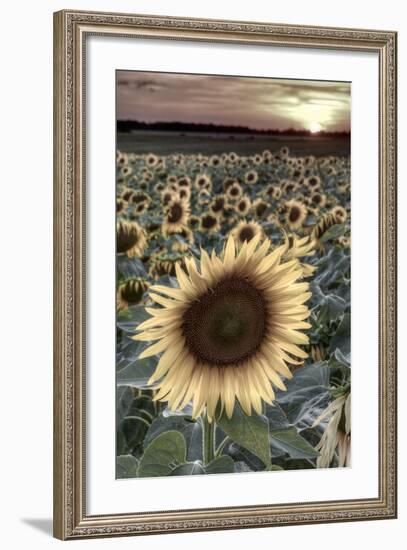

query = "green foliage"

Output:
[[137, 431, 187, 477], [217, 404, 271, 467], [115, 144, 351, 478]]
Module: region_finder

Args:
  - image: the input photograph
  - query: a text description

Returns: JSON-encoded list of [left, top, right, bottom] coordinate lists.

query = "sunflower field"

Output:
[[116, 146, 351, 479]]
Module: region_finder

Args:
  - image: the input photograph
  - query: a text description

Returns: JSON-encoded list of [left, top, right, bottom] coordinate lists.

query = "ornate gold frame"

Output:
[[53, 9, 397, 540]]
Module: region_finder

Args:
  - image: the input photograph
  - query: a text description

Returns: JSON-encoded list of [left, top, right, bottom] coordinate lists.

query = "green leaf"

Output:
[[120, 394, 156, 451], [276, 364, 331, 430], [144, 415, 202, 462], [317, 293, 347, 324], [270, 427, 319, 459], [117, 256, 147, 279], [116, 455, 139, 479], [330, 313, 351, 356], [217, 404, 271, 467], [116, 386, 134, 426], [170, 462, 205, 476], [205, 455, 235, 474], [117, 355, 158, 388], [320, 223, 346, 243], [137, 431, 187, 477], [117, 305, 150, 334]]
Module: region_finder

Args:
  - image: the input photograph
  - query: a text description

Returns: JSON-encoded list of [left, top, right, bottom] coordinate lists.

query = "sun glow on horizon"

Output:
[[309, 122, 323, 133]]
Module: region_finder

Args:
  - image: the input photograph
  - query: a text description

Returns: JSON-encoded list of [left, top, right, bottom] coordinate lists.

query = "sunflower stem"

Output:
[[202, 412, 215, 466], [214, 436, 231, 458]]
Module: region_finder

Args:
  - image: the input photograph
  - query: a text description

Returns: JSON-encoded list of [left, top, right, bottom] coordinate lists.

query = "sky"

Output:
[[117, 71, 350, 133]]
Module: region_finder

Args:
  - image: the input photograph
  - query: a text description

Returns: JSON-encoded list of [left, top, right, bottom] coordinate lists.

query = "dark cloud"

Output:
[[117, 71, 350, 131]]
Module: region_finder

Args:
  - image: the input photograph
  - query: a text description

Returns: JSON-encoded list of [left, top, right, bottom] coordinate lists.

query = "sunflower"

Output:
[[200, 213, 220, 233], [332, 205, 348, 224], [189, 215, 200, 230], [117, 278, 149, 310], [286, 200, 308, 229], [311, 192, 326, 208], [312, 392, 351, 468], [178, 186, 191, 201], [117, 151, 127, 166], [161, 188, 177, 207], [178, 176, 191, 188], [195, 174, 212, 192], [265, 185, 281, 200], [337, 235, 351, 248], [149, 253, 185, 279], [311, 212, 337, 243], [116, 198, 125, 215], [308, 343, 327, 363], [235, 196, 251, 216], [121, 188, 134, 202], [281, 179, 299, 195], [166, 175, 178, 186], [304, 175, 321, 192], [210, 195, 227, 217], [133, 201, 149, 216], [162, 198, 190, 235], [262, 149, 273, 161], [284, 234, 316, 278], [170, 227, 195, 253], [121, 165, 132, 177], [209, 155, 221, 167], [226, 182, 243, 201], [253, 198, 268, 218], [131, 191, 149, 205], [146, 221, 161, 235], [196, 189, 209, 205], [154, 182, 165, 194], [117, 220, 147, 258], [244, 170, 258, 185], [145, 153, 159, 167], [134, 235, 311, 419], [231, 220, 263, 245]]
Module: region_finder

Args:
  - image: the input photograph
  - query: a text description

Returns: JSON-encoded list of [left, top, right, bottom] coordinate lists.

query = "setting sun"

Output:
[[309, 122, 323, 133]]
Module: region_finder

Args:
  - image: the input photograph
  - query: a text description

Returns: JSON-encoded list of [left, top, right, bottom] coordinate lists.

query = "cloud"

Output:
[[117, 71, 350, 131]]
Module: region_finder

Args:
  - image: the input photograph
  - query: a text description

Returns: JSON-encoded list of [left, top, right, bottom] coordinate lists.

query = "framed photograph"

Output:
[[53, 9, 397, 540]]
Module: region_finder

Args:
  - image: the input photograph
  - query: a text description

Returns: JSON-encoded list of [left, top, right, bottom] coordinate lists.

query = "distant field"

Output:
[[117, 131, 350, 157]]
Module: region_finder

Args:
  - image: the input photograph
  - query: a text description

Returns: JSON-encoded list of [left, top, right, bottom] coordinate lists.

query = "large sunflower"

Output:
[[134, 235, 311, 420]]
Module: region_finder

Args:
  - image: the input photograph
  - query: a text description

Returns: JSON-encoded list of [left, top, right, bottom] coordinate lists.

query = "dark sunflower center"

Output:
[[239, 226, 255, 242], [289, 206, 301, 223], [256, 203, 267, 216], [238, 201, 246, 212], [168, 203, 183, 223], [117, 225, 139, 253], [202, 215, 216, 229], [230, 187, 239, 196], [122, 190, 133, 201], [182, 277, 267, 366], [121, 280, 146, 304], [212, 198, 225, 212], [132, 193, 146, 204]]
